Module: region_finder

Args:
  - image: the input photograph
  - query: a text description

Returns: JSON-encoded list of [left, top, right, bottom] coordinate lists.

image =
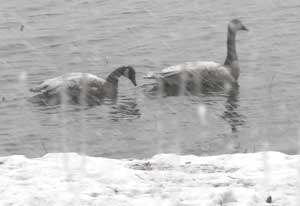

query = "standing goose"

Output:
[[144, 19, 248, 94], [29, 66, 137, 106]]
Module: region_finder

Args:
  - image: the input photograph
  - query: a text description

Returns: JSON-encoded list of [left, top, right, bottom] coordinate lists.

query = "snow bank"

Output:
[[0, 152, 299, 206]]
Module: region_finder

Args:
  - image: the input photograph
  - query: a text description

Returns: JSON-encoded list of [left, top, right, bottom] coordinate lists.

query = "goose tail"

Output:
[[143, 71, 161, 79], [30, 84, 48, 93]]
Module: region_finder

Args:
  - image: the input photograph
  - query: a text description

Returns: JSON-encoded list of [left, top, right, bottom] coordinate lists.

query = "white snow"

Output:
[[0, 152, 299, 206]]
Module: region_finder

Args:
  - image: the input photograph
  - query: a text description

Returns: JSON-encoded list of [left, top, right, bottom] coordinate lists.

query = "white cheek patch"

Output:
[[124, 69, 129, 78]]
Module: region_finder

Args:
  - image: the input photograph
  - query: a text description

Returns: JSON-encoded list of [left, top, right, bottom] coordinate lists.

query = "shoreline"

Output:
[[1, 151, 298, 205]]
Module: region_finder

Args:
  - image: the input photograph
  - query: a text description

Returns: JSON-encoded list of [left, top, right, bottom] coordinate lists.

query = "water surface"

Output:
[[0, 0, 300, 158]]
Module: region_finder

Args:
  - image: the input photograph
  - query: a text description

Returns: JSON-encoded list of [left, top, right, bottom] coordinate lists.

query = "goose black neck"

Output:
[[224, 28, 237, 66], [106, 67, 124, 84]]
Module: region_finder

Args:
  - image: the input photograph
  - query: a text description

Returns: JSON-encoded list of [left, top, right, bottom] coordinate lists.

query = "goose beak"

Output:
[[131, 78, 137, 86], [241, 25, 248, 31]]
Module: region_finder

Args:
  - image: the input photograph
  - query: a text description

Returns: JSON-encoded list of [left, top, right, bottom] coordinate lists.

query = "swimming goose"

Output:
[[29, 66, 137, 105], [144, 19, 248, 94]]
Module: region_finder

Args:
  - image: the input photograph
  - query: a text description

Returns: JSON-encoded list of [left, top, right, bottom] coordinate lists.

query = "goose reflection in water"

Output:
[[221, 85, 245, 133], [109, 96, 141, 121], [143, 80, 245, 134]]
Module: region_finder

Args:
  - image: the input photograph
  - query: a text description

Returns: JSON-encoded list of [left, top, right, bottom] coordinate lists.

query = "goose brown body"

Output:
[[144, 19, 248, 94], [29, 66, 137, 106]]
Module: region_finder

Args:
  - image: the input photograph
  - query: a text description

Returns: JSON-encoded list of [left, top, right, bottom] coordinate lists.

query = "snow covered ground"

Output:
[[0, 151, 299, 206]]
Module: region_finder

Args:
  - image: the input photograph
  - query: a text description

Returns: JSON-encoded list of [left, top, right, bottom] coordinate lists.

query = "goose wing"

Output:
[[145, 61, 234, 84], [30, 73, 105, 95]]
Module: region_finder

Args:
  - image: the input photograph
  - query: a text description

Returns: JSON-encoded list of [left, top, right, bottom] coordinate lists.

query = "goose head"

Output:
[[229, 19, 248, 32], [121, 66, 137, 86]]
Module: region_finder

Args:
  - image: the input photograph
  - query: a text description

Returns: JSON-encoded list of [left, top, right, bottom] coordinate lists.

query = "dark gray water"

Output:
[[0, 0, 300, 158]]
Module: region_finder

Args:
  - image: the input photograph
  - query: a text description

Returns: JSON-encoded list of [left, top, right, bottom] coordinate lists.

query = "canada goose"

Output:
[[144, 19, 248, 94], [29, 66, 137, 106]]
